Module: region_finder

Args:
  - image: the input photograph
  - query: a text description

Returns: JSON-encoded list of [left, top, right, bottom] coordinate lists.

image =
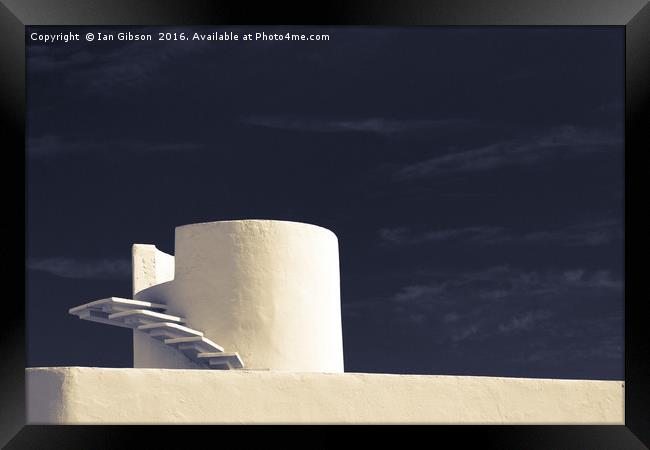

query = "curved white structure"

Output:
[[54, 219, 625, 425], [133, 220, 344, 373]]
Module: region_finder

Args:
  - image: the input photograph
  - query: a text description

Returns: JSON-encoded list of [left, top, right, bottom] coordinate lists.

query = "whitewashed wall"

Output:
[[26, 367, 624, 424], [133, 220, 344, 372]]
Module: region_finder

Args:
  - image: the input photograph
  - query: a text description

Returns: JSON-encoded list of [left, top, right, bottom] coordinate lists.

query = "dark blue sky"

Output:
[[26, 26, 624, 379]]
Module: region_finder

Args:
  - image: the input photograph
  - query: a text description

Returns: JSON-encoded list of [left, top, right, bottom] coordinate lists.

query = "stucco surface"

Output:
[[26, 367, 624, 424], [131, 244, 190, 368], [131, 244, 175, 295], [134, 220, 344, 372]]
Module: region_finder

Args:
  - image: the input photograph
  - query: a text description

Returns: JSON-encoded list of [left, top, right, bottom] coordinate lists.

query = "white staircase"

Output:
[[69, 297, 244, 370]]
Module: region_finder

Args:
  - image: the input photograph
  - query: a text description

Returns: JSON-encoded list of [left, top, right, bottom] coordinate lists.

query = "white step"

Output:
[[108, 309, 185, 327], [138, 322, 203, 340], [197, 352, 244, 370], [76, 309, 134, 329], [164, 336, 224, 354], [69, 296, 245, 369], [69, 297, 167, 315]]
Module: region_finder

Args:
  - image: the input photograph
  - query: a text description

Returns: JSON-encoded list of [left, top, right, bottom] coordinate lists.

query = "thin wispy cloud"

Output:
[[451, 324, 480, 343], [395, 126, 622, 179], [27, 135, 204, 159], [498, 310, 553, 334], [442, 312, 460, 323], [521, 332, 623, 364], [346, 265, 622, 340], [27, 257, 131, 280], [29, 31, 208, 91], [377, 265, 622, 348], [380, 226, 505, 245], [28, 47, 94, 72], [241, 116, 472, 135], [341, 264, 622, 351], [389, 266, 622, 308], [379, 219, 622, 247], [393, 284, 446, 302]]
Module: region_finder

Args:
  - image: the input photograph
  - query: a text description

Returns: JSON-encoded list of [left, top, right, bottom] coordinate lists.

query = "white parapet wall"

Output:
[[26, 367, 624, 424], [133, 220, 344, 373]]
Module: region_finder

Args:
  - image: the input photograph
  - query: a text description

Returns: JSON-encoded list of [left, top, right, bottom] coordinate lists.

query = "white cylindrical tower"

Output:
[[137, 220, 344, 373]]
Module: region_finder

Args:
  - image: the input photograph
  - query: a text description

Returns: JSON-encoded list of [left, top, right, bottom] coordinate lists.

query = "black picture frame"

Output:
[[1, 1, 647, 448]]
